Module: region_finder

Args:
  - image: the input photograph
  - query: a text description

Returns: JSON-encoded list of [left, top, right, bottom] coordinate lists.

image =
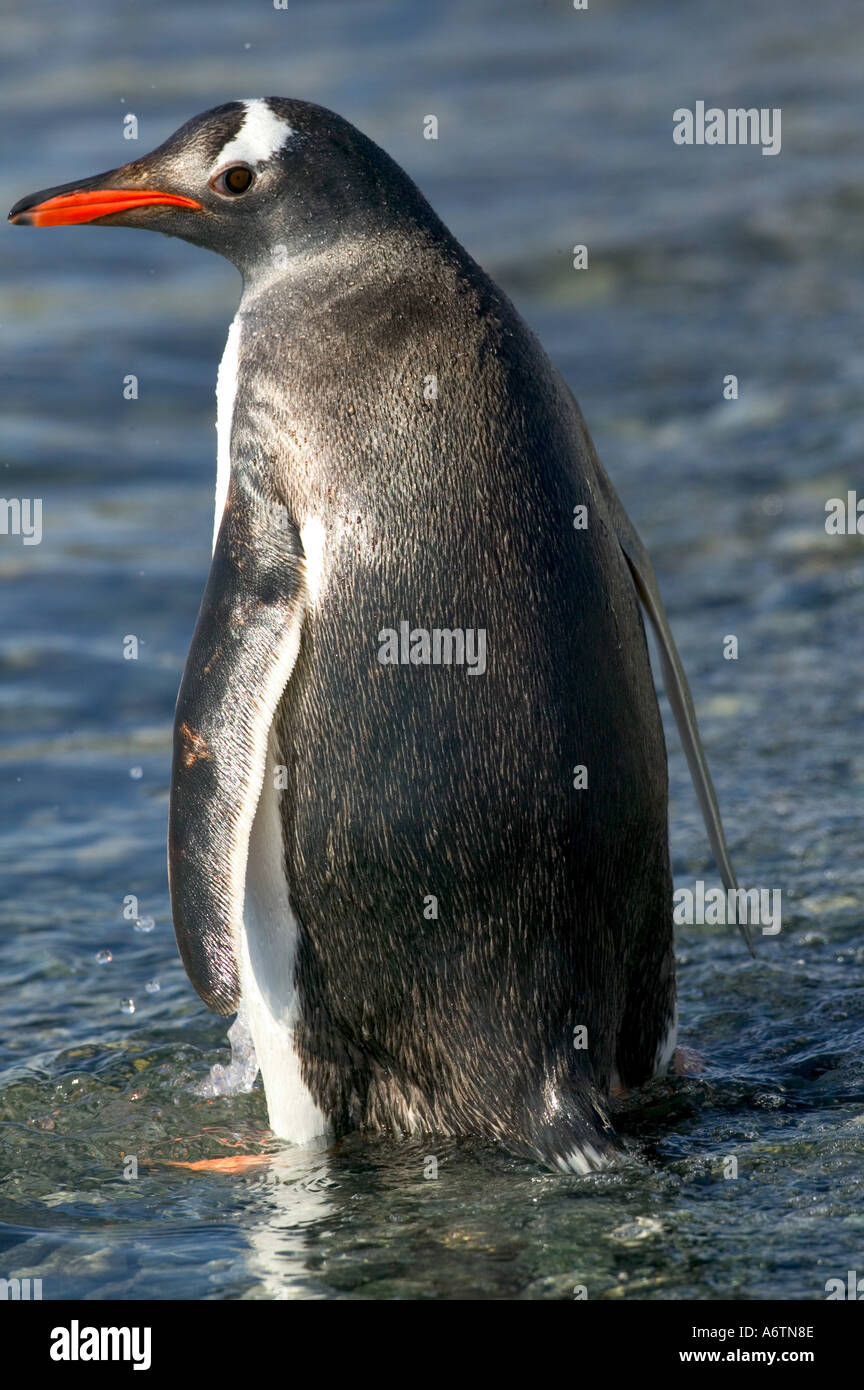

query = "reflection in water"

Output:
[[241, 1142, 336, 1301]]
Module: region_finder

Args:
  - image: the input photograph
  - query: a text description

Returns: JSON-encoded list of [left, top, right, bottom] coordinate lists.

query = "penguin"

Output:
[[9, 98, 749, 1172]]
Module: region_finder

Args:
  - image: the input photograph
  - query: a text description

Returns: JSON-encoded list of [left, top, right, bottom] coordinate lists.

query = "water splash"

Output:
[[196, 1009, 259, 1098]]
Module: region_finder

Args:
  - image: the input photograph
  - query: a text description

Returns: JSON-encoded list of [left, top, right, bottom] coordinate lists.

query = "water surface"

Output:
[[1, 0, 862, 1299]]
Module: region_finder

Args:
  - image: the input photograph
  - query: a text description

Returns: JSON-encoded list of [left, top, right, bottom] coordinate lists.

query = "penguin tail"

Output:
[[525, 1096, 619, 1175], [548, 1139, 616, 1176]]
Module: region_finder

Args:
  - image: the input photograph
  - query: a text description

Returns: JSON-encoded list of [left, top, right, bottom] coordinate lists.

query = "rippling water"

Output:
[[1, 0, 862, 1300]]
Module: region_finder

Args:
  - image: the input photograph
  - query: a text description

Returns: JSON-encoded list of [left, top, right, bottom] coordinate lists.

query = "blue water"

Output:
[[1, 0, 862, 1299]]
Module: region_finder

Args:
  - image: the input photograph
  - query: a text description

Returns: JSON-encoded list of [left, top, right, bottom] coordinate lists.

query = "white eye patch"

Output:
[[213, 99, 294, 172]]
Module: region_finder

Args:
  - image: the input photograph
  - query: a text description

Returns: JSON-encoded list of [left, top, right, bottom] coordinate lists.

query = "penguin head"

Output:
[[9, 98, 432, 280]]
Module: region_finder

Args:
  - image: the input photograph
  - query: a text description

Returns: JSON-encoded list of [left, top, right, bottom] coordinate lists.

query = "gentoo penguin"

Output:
[[10, 98, 749, 1172]]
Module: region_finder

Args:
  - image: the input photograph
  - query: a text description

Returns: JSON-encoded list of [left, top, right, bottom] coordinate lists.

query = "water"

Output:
[[1, 0, 862, 1300]]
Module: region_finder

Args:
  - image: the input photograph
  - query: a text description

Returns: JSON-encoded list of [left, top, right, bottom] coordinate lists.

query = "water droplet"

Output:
[[95, 949, 113, 965], [145, 979, 161, 994], [133, 916, 155, 934], [120, 998, 136, 1015], [130, 766, 143, 779]]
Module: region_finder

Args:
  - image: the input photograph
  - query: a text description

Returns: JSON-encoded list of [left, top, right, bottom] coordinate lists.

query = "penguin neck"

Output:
[[237, 220, 445, 311]]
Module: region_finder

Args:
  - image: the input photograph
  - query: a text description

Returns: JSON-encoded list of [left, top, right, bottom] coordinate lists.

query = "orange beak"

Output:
[[9, 187, 203, 227]]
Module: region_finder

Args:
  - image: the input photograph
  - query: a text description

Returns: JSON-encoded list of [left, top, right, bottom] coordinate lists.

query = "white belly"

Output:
[[238, 725, 329, 1143], [212, 308, 330, 1142]]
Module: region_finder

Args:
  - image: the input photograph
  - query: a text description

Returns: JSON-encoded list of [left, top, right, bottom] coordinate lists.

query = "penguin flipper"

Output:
[[168, 479, 307, 1013], [591, 459, 754, 956]]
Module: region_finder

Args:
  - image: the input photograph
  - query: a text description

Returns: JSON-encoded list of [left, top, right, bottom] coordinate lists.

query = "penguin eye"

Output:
[[211, 165, 255, 197]]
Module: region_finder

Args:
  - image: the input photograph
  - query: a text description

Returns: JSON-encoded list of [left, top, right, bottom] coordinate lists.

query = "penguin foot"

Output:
[[162, 1128, 274, 1175], [164, 1153, 272, 1175]]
